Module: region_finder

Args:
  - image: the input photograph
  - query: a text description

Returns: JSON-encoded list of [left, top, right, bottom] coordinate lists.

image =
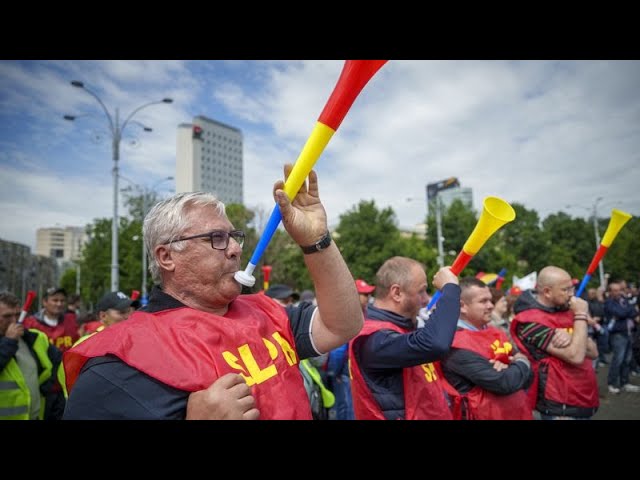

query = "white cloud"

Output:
[[1, 59, 639, 254]]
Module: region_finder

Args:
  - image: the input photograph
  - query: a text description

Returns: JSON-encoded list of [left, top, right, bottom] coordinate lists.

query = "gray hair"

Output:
[[374, 256, 425, 299], [144, 192, 226, 285]]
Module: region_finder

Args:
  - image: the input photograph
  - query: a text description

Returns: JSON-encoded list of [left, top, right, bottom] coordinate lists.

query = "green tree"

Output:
[[542, 212, 592, 279], [59, 268, 77, 297], [78, 219, 111, 307], [335, 200, 404, 282], [502, 203, 549, 279], [226, 203, 259, 266]]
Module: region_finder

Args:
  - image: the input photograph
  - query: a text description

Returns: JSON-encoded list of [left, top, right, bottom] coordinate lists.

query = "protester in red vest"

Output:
[[439, 277, 533, 420], [349, 256, 460, 420], [511, 266, 599, 419], [77, 292, 135, 339], [63, 167, 363, 420], [23, 287, 78, 352]]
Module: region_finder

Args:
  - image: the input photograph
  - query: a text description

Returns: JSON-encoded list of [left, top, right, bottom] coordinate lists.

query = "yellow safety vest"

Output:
[[0, 329, 53, 420]]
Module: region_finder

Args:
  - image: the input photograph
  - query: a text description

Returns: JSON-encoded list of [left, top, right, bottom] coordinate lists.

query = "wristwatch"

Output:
[[300, 231, 332, 254]]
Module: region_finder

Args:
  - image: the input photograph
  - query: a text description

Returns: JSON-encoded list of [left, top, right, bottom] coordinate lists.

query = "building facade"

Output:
[[438, 187, 473, 209], [0, 238, 58, 301], [176, 115, 243, 204], [35, 226, 86, 261]]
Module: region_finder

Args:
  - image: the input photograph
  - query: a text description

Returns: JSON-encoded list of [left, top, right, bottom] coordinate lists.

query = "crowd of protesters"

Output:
[[2, 168, 638, 420]]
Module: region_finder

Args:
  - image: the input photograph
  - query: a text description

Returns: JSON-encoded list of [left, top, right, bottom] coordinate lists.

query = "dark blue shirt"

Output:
[[63, 287, 317, 420], [352, 283, 460, 420], [604, 296, 637, 335]]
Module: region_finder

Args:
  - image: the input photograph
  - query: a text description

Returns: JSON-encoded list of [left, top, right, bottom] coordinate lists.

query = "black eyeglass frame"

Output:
[[164, 229, 245, 250]]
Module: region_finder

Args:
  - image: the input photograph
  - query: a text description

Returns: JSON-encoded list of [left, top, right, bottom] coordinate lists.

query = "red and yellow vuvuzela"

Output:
[[427, 196, 516, 309], [576, 208, 632, 296], [17, 290, 36, 325], [261, 264, 272, 291], [235, 60, 388, 287]]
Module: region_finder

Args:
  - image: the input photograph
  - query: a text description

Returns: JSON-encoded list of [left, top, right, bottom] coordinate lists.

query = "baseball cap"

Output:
[[355, 279, 375, 294], [96, 291, 133, 313], [44, 287, 67, 299], [265, 284, 299, 301], [300, 290, 315, 303]]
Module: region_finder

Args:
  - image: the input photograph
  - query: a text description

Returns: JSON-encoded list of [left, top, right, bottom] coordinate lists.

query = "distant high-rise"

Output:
[[35, 226, 86, 261], [176, 115, 243, 204], [438, 187, 473, 210]]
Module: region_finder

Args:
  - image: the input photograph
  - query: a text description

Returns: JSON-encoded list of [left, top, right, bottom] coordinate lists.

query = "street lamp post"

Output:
[[121, 175, 173, 307], [141, 177, 173, 306], [64, 81, 173, 291], [591, 197, 605, 288], [435, 195, 445, 267], [405, 194, 444, 266], [567, 196, 607, 288]]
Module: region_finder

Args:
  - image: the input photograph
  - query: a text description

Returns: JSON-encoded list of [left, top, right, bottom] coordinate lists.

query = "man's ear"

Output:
[[155, 245, 176, 274], [460, 299, 468, 317], [389, 284, 402, 302]]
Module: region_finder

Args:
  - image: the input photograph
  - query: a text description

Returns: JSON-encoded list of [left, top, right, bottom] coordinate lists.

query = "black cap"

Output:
[[44, 287, 67, 299], [96, 291, 133, 313], [265, 284, 299, 301]]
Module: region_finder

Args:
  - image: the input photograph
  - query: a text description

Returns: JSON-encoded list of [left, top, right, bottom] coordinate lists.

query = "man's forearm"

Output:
[[305, 242, 363, 352]]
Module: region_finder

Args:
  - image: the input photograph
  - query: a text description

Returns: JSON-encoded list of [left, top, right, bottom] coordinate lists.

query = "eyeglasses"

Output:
[[166, 230, 245, 250]]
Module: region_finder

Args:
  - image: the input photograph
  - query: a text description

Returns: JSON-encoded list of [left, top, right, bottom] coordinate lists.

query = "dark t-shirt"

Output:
[[63, 288, 317, 419]]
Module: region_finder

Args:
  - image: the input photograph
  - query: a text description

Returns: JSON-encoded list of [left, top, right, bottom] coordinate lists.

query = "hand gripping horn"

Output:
[[427, 196, 516, 309]]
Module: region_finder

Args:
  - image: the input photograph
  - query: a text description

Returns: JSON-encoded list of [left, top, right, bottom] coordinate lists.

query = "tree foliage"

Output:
[[74, 194, 640, 304]]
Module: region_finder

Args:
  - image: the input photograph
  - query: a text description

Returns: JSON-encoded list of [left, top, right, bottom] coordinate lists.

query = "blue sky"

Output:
[[1, 60, 639, 251]]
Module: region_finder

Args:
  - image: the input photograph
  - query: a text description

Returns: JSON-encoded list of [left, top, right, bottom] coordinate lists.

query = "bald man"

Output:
[[510, 266, 599, 419]]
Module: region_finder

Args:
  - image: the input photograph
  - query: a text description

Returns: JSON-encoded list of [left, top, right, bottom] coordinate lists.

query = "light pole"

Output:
[[141, 177, 173, 306], [76, 263, 81, 295], [64, 81, 173, 291], [567, 196, 607, 288], [121, 175, 173, 307], [591, 197, 605, 288], [407, 194, 444, 266], [435, 195, 445, 267]]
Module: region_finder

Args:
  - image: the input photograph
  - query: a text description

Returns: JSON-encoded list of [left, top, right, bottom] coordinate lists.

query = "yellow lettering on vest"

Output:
[[271, 332, 297, 366], [421, 363, 437, 383], [491, 339, 513, 356], [238, 344, 277, 385], [263, 337, 278, 360], [222, 351, 255, 386], [64, 336, 72, 348]]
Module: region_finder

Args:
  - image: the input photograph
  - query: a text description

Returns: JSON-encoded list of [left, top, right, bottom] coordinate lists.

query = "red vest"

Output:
[[349, 319, 452, 420], [439, 327, 532, 420], [84, 321, 103, 334], [510, 308, 599, 411], [24, 312, 79, 352], [64, 294, 312, 419]]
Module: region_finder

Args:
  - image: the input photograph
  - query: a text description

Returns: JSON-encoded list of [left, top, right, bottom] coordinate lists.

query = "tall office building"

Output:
[[35, 226, 86, 261], [428, 186, 474, 214], [438, 187, 473, 210], [176, 115, 243, 204]]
